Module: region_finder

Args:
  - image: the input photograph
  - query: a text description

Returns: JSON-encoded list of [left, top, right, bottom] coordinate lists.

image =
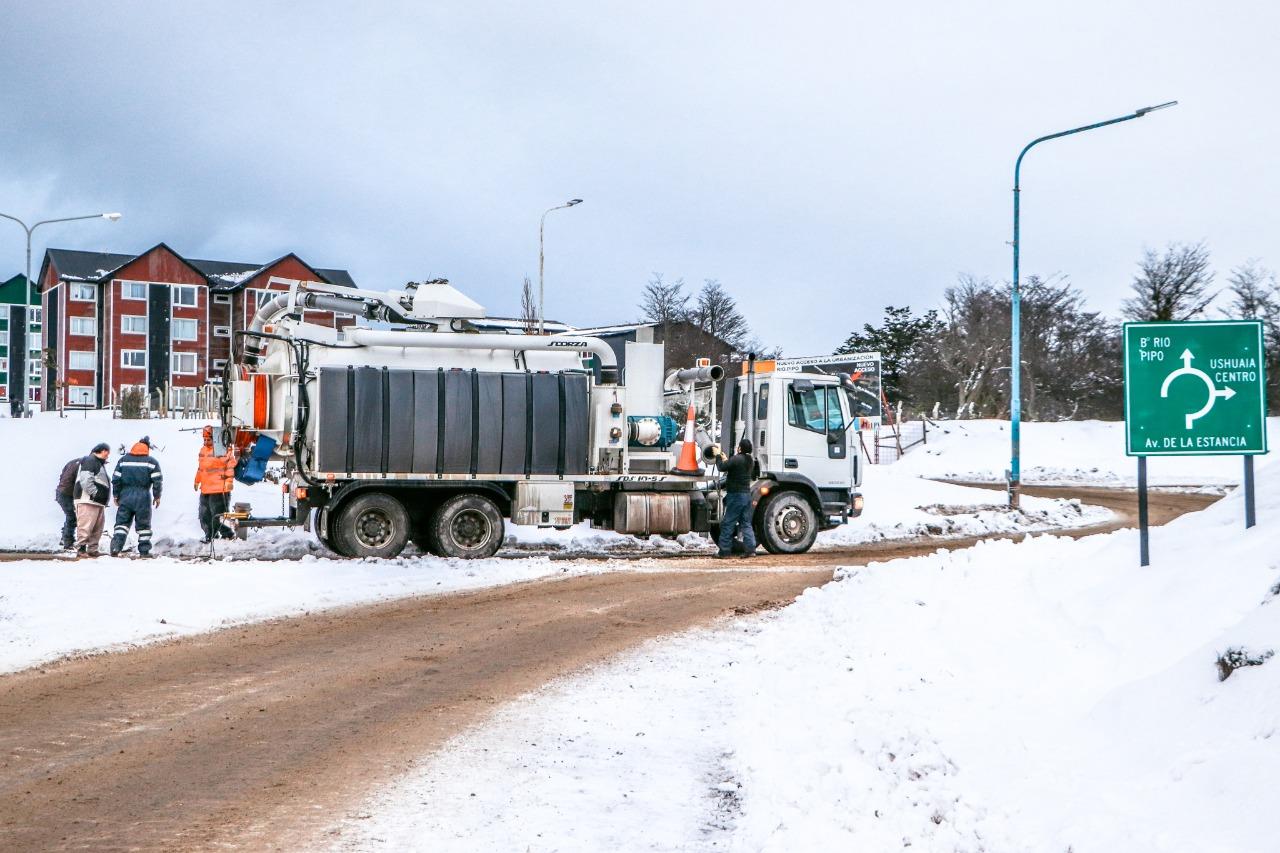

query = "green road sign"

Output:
[[1124, 321, 1268, 456]]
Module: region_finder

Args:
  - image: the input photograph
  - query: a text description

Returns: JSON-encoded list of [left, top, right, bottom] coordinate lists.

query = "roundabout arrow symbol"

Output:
[[1160, 349, 1235, 429]]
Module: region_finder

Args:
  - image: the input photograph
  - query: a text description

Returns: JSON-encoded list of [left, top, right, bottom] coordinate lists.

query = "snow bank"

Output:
[[894, 417, 1277, 486], [333, 458, 1279, 852], [0, 412, 293, 552]]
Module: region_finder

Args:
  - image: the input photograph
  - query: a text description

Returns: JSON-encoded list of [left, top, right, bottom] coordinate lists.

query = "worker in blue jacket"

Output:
[[110, 436, 163, 558]]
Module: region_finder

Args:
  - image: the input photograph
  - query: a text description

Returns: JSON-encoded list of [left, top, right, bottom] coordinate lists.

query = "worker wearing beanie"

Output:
[[195, 426, 237, 543], [110, 436, 163, 557], [72, 442, 112, 556]]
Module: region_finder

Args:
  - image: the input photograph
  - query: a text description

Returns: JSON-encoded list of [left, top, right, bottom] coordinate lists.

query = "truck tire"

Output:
[[757, 492, 818, 554], [333, 492, 410, 559], [430, 493, 504, 559]]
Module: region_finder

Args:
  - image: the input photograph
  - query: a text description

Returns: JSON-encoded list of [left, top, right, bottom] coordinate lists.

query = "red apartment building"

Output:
[[38, 243, 356, 409]]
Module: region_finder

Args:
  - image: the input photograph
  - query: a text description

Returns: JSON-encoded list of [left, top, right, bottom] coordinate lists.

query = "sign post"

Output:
[[1123, 320, 1269, 564]]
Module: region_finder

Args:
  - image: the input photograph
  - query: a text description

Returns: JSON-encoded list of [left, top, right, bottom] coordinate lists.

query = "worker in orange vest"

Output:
[[195, 426, 237, 543]]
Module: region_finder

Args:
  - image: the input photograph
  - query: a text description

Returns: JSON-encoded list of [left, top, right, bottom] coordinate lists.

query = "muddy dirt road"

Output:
[[0, 486, 1218, 851]]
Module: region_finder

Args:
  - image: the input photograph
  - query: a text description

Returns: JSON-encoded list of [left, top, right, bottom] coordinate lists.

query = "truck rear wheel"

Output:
[[333, 492, 410, 559], [757, 492, 818, 554], [430, 493, 504, 559]]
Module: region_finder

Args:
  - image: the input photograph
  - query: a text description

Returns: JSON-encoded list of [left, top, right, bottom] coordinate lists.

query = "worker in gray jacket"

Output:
[[73, 443, 112, 557]]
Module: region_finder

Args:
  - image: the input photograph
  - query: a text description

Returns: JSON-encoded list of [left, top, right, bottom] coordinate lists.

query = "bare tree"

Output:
[[690, 279, 750, 349], [1224, 260, 1280, 414], [519, 275, 538, 334], [1121, 242, 1217, 321], [638, 273, 690, 325], [1224, 259, 1277, 320]]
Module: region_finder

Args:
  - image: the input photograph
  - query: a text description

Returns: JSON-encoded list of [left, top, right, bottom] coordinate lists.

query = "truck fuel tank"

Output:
[[612, 492, 692, 535]]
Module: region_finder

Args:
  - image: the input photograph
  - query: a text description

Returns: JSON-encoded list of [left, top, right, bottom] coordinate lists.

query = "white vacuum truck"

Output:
[[220, 277, 865, 558]]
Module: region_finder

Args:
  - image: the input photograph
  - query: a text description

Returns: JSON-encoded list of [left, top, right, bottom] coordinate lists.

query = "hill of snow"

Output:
[[331, 454, 1279, 852]]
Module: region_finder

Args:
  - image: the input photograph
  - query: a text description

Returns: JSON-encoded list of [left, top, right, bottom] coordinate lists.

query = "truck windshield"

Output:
[[787, 385, 845, 433]]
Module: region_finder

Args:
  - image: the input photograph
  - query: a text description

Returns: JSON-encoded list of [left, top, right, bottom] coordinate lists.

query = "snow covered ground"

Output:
[[894, 417, 1278, 487], [0, 414, 1113, 674], [329, 454, 1280, 853]]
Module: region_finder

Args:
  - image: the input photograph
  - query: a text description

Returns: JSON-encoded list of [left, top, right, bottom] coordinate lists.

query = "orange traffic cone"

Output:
[[672, 402, 704, 475]]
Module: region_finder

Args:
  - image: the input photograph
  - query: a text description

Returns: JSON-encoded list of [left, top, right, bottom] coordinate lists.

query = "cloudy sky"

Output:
[[1, 1, 1276, 354]]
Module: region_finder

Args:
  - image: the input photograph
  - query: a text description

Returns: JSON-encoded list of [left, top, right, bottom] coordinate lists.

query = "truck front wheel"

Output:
[[431, 493, 505, 559], [757, 492, 818, 554], [333, 492, 410, 558]]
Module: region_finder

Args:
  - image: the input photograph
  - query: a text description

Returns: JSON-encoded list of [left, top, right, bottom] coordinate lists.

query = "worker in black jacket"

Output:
[[715, 439, 757, 558], [110, 436, 163, 558], [55, 456, 81, 550]]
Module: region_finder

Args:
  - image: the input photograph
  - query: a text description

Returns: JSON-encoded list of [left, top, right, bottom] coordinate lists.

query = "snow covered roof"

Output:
[[41, 247, 356, 292]]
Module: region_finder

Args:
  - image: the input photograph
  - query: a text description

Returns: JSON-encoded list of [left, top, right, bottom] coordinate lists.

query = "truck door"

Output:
[[780, 379, 850, 489]]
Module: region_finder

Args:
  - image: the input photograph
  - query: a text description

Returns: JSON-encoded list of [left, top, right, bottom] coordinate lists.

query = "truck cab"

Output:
[[719, 368, 866, 553]]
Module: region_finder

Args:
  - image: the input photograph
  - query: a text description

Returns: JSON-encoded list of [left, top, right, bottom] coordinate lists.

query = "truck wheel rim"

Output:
[[451, 509, 492, 550], [355, 509, 395, 548], [774, 505, 809, 543]]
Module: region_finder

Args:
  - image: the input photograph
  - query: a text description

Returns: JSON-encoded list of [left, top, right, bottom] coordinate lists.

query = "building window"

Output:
[[123, 282, 147, 300], [213, 294, 232, 305], [120, 350, 146, 369], [0, 331, 7, 346], [253, 289, 276, 309], [213, 325, 231, 338], [173, 285, 198, 307], [70, 317, 96, 336], [121, 315, 146, 334], [171, 387, 198, 410], [71, 282, 95, 301], [172, 318, 198, 341], [171, 352, 198, 375], [0, 357, 6, 372], [68, 351, 95, 371], [29, 307, 42, 326], [212, 358, 228, 371], [67, 386, 94, 406]]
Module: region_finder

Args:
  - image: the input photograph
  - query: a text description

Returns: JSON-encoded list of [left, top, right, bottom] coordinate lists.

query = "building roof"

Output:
[[40, 247, 356, 292], [0, 273, 36, 306]]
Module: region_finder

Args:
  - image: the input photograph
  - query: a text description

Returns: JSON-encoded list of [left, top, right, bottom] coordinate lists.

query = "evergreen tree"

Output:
[[835, 306, 943, 403]]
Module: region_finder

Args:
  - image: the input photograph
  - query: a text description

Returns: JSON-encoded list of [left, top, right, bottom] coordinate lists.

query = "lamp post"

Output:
[[1008, 102, 1175, 508], [538, 198, 582, 335], [0, 211, 122, 415]]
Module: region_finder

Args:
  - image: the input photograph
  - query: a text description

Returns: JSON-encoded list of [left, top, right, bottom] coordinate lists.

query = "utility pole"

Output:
[[1008, 102, 1175, 507], [0, 210, 122, 415], [538, 199, 582, 335]]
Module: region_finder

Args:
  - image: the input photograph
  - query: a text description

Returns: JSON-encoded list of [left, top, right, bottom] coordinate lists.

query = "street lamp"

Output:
[[1007, 101, 1176, 508], [0, 210, 123, 415], [538, 198, 582, 335]]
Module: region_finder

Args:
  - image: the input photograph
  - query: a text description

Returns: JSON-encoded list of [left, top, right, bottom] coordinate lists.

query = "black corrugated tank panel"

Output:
[[562, 373, 590, 474], [442, 370, 473, 474], [387, 369, 415, 472], [500, 374, 528, 474], [411, 369, 440, 473], [476, 373, 504, 474], [352, 366, 385, 473], [316, 366, 352, 472]]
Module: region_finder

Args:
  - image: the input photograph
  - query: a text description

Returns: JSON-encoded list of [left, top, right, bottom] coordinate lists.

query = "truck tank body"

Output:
[[313, 365, 591, 477]]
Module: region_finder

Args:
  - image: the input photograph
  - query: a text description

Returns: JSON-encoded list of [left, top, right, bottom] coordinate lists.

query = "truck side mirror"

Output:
[[826, 431, 841, 445]]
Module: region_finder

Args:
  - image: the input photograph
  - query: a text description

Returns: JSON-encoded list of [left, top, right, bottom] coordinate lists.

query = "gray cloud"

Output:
[[2, 1, 1276, 355]]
